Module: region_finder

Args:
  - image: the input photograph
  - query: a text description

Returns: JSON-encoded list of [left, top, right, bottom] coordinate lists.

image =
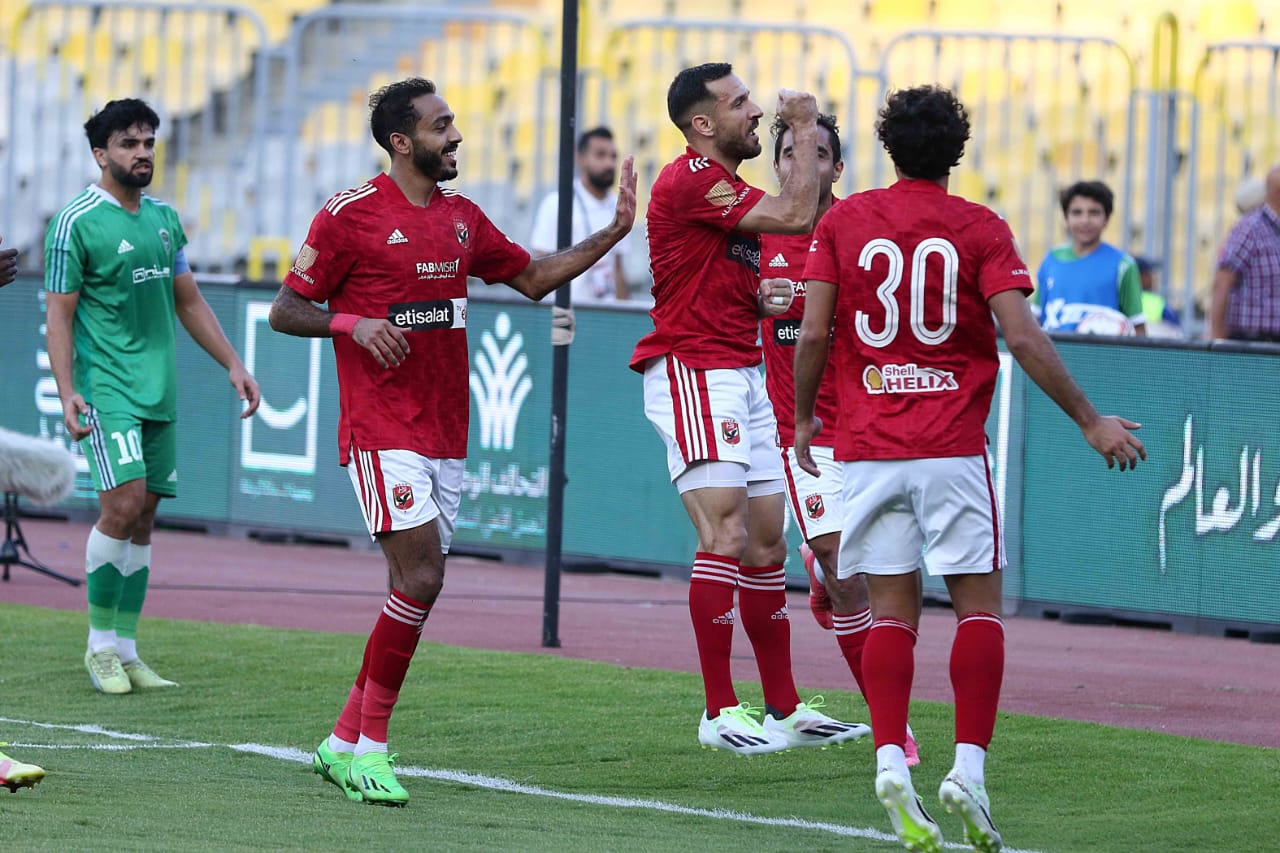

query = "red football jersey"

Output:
[[759, 230, 840, 447], [629, 147, 767, 372], [803, 180, 1032, 461], [285, 173, 531, 463]]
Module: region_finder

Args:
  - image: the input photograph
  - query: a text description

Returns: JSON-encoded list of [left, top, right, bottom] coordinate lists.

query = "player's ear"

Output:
[[388, 131, 413, 157], [833, 160, 845, 182], [689, 112, 715, 139]]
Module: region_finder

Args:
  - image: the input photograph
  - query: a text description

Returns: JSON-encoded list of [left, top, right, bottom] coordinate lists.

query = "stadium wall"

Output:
[[0, 276, 1276, 637]]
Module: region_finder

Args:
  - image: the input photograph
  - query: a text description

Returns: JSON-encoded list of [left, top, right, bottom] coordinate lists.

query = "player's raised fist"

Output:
[[776, 90, 818, 126], [759, 278, 795, 315]]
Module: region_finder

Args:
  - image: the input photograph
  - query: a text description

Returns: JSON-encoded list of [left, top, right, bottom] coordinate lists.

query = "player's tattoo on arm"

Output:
[[268, 285, 338, 337]]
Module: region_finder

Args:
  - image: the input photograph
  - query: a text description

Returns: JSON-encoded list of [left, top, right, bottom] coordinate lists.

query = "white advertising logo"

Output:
[[470, 312, 532, 451], [240, 301, 321, 474]]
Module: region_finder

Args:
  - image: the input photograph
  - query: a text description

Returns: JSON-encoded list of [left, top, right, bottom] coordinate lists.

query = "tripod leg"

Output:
[[14, 557, 81, 587]]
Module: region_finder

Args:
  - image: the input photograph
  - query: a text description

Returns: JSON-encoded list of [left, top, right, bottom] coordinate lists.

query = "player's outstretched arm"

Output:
[[174, 272, 261, 418], [268, 284, 410, 369], [507, 156, 637, 301], [44, 289, 91, 440], [736, 90, 819, 235], [989, 289, 1146, 471]]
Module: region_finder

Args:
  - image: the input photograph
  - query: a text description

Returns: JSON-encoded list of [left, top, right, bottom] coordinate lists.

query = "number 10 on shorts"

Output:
[[111, 429, 143, 465]]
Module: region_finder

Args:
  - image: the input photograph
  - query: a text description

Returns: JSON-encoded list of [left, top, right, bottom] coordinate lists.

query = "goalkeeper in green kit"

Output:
[[44, 98, 261, 694]]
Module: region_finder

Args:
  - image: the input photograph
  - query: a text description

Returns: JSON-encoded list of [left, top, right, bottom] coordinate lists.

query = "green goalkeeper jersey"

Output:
[[44, 185, 188, 420]]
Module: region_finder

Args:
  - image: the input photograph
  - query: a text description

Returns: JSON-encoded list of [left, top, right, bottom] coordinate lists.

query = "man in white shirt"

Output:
[[530, 126, 630, 302]]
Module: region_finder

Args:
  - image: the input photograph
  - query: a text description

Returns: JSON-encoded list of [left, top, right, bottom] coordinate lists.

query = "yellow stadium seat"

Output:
[[1196, 0, 1260, 42]]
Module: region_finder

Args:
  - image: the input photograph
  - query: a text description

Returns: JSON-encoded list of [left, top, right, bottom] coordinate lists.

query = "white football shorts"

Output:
[[780, 444, 845, 541], [347, 446, 464, 551], [642, 354, 784, 486], [836, 454, 1005, 579]]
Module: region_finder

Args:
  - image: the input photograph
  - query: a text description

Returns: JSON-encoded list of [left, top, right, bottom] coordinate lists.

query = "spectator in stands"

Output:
[[1136, 256, 1183, 338], [1033, 180, 1147, 336], [1209, 164, 1280, 342], [530, 126, 630, 302]]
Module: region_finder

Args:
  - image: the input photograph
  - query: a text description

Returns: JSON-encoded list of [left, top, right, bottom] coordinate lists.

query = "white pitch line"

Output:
[[4, 718, 1043, 853], [0, 716, 197, 743], [9, 742, 212, 751]]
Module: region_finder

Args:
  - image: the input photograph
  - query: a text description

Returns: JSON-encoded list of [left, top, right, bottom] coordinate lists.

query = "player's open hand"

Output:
[[611, 155, 637, 236], [793, 415, 824, 477], [1082, 415, 1146, 471], [353, 318, 411, 369], [62, 393, 91, 441], [776, 89, 818, 126], [230, 365, 261, 418], [759, 278, 795, 316]]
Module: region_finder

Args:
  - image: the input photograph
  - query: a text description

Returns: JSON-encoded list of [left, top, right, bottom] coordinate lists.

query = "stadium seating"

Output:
[[0, 0, 1276, 304]]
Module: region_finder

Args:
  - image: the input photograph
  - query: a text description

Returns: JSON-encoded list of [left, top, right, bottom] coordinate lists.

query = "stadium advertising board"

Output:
[[1020, 341, 1279, 627]]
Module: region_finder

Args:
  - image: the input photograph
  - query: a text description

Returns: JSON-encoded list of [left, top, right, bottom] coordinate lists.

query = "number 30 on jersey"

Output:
[[855, 237, 958, 348]]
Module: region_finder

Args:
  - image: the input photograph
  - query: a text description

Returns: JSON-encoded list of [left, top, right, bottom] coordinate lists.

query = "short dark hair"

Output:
[[667, 62, 733, 131], [875, 86, 970, 181], [1059, 180, 1114, 219], [369, 77, 437, 155], [84, 99, 160, 149], [772, 112, 842, 165], [576, 126, 614, 154]]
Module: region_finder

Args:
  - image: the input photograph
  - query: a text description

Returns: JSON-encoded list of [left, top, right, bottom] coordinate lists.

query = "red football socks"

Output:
[[738, 563, 800, 716], [351, 589, 430, 744], [689, 552, 740, 715], [863, 618, 918, 750], [951, 612, 1005, 749], [833, 607, 874, 697]]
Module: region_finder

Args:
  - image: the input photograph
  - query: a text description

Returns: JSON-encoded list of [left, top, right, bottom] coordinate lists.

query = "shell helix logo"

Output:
[[862, 363, 959, 395]]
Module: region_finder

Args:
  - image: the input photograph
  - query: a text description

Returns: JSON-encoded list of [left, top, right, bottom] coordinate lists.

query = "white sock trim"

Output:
[[86, 527, 130, 575], [327, 734, 358, 753], [121, 543, 152, 578], [354, 734, 389, 757]]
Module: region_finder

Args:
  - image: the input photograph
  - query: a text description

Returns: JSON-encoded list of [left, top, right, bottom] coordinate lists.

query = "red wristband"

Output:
[[329, 313, 360, 336]]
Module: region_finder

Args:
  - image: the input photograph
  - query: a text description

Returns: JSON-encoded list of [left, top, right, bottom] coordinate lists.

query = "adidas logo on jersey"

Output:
[[768, 253, 787, 268], [117, 239, 135, 254], [386, 229, 408, 245], [712, 609, 736, 626], [770, 605, 790, 621]]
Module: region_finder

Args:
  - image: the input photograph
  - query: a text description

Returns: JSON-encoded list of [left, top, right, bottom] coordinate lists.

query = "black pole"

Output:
[[542, 0, 580, 647]]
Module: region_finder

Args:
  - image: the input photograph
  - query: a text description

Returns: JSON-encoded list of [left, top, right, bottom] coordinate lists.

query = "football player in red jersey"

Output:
[[631, 63, 866, 756], [270, 78, 636, 806], [795, 85, 1144, 853], [759, 112, 921, 767]]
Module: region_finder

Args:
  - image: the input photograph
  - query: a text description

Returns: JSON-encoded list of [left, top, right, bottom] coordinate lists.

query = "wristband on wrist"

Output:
[[329, 313, 360, 336]]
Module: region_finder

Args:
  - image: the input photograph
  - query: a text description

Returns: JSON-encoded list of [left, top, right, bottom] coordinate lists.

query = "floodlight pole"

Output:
[[542, 0, 581, 648]]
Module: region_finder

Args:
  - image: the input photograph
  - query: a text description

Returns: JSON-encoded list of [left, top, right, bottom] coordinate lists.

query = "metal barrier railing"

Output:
[[1189, 39, 1280, 317], [2, 2, 1276, 320], [877, 30, 1137, 291], [2, 0, 270, 269], [592, 19, 867, 201], [274, 5, 551, 252]]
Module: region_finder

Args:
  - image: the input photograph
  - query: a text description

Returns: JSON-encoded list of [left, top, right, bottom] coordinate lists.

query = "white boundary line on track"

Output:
[[1, 717, 1043, 853]]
